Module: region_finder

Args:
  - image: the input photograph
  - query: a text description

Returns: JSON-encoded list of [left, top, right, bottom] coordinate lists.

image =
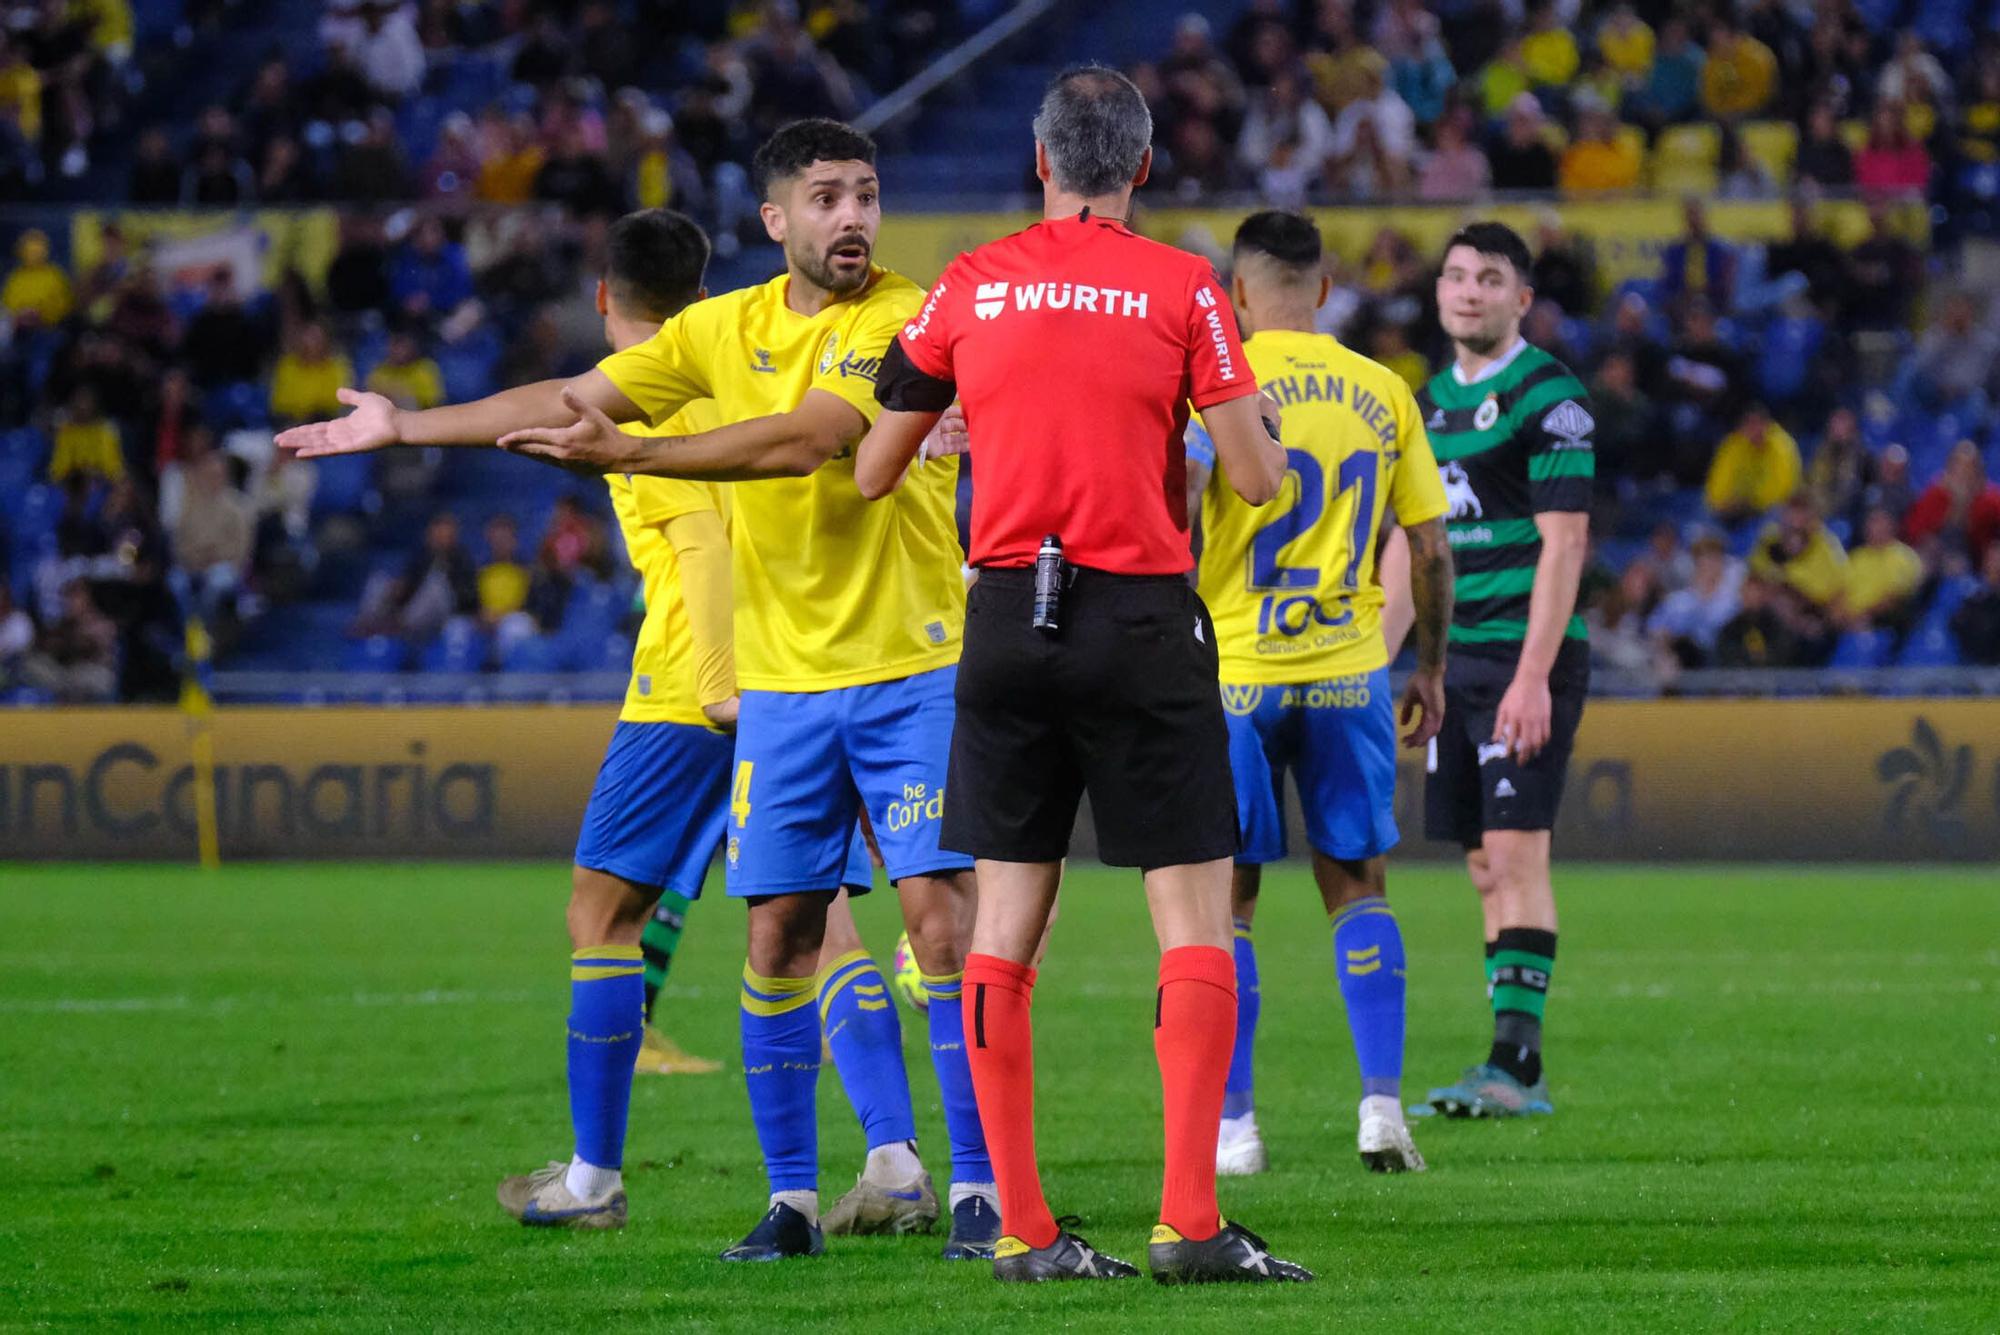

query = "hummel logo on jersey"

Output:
[[1494, 778, 1517, 799], [1195, 286, 1218, 309], [1541, 399, 1595, 449], [750, 348, 776, 374], [974, 281, 1008, 320], [1478, 741, 1510, 765]]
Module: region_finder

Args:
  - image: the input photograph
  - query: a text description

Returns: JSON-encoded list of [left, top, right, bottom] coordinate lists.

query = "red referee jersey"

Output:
[[896, 215, 1257, 574]]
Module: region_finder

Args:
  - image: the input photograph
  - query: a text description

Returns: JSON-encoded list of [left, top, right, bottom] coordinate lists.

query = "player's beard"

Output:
[[792, 236, 873, 296], [1450, 314, 1518, 357]]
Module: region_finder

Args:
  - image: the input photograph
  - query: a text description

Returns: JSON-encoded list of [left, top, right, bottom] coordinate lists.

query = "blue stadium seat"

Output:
[[212, 380, 271, 431], [1929, 573, 1982, 620], [310, 455, 378, 519], [559, 628, 633, 673], [1829, 628, 1894, 668], [1897, 621, 1963, 667], [419, 619, 490, 673], [1756, 316, 1824, 405], [343, 635, 410, 672], [499, 633, 564, 672]]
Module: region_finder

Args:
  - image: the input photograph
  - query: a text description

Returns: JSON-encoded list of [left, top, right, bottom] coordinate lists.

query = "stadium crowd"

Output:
[[7, 0, 2000, 701]]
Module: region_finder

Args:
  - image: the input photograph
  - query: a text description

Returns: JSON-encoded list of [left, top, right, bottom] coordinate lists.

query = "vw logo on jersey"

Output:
[[1441, 460, 1484, 520], [1473, 394, 1500, 431], [974, 281, 1008, 320], [1220, 683, 1264, 715]]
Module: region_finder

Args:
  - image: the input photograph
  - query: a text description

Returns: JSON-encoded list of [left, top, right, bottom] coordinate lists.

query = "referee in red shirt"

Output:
[[856, 66, 1311, 1285]]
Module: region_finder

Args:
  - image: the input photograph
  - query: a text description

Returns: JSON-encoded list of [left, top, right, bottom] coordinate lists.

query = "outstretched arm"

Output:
[[499, 387, 866, 481], [278, 370, 645, 457]]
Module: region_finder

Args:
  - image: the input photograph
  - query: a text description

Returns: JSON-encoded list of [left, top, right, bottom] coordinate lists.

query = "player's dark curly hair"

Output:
[[752, 119, 878, 200], [1233, 210, 1324, 272], [1442, 221, 1534, 281], [605, 209, 710, 322]]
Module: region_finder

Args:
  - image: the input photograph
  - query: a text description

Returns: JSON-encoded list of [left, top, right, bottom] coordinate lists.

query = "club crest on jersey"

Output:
[[974, 281, 1008, 320], [818, 332, 839, 375], [1473, 394, 1500, 431], [1428, 408, 1446, 429], [1540, 399, 1595, 449], [1442, 460, 1484, 520], [1220, 683, 1264, 715]]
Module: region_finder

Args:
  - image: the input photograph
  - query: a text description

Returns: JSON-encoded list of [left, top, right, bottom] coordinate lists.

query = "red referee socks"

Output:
[[963, 952, 1059, 1249], [1155, 945, 1237, 1243]]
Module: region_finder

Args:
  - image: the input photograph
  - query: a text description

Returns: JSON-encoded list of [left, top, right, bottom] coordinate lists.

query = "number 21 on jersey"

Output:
[[1249, 447, 1379, 634]]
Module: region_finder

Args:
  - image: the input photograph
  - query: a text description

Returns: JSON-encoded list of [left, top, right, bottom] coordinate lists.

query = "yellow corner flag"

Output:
[[180, 617, 221, 870]]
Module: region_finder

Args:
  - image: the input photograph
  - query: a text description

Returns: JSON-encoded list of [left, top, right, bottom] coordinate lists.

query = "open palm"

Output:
[[276, 388, 399, 458]]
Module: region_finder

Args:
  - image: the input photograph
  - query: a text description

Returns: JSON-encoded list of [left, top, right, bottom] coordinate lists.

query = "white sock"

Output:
[[862, 1139, 924, 1186], [565, 1156, 621, 1201], [1220, 1111, 1259, 1134], [948, 1180, 998, 1211], [770, 1188, 818, 1223], [1359, 1094, 1405, 1125]]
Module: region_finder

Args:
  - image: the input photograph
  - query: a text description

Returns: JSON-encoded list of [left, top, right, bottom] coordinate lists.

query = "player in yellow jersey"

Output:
[[1191, 212, 1456, 1179], [282, 123, 995, 1264]]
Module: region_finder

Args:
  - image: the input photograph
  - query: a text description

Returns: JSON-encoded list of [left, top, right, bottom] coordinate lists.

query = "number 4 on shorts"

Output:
[[731, 761, 754, 828]]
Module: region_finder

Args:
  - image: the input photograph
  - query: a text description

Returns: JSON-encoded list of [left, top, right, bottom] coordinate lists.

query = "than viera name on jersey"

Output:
[[1416, 341, 1594, 657]]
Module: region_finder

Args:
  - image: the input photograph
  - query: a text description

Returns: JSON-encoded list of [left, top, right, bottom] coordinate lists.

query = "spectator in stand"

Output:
[[325, 215, 392, 317], [1519, 0, 1579, 93], [1160, 115, 1242, 199], [1835, 505, 1924, 635], [182, 137, 253, 205], [1597, 5, 1654, 86], [1904, 440, 2000, 567], [1634, 16, 1703, 128], [50, 385, 124, 484], [1846, 201, 1923, 330], [237, 57, 296, 165], [421, 111, 483, 207], [129, 126, 181, 199], [168, 451, 253, 624], [1237, 68, 1333, 182], [250, 441, 316, 585], [344, 0, 426, 98], [1646, 529, 1744, 667], [1659, 197, 1737, 316], [1376, 0, 1454, 126], [476, 114, 546, 205], [743, 1, 858, 135], [1950, 541, 2000, 663], [1706, 401, 1801, 523], [540, 494, 611, 580], [1765, 196, 1851, 318], [1855, 99, 1932, 197], [1558, 94, 1641, 194], [1750, 492, 1847, 630], [1661, 298, 1746, 480], [1806, 407, 1868, 526], [0, 584, 34, 686], [1330, 57, 1414, 159], [1416, 105, 1490, 201], [1794, 101, 1854, 189], [1327, 101, 1409, 200], [20, 580, 118, 702], [1905, 293, 2000, 408], [354, 510, 478, 641], [477, 512, 531, 633], [1862, 442, 1916, 526], [0, 33, 40, 148], [1477, 40, 1533, 119], [1301, 1, 1383, 115], [1589, 347, 1661, 492], [1488, 92, 1558, 191], [1163, 14, 1247, 139], [1366, 320, 1426, 390], [1715, 123, 1776, 199], [269, 322, 354, 426], [1532, 211, 1596, 316], [1226, 0, 1288, 83], [1877, 30, 1951, 113], [182, 267, 264, 387], [1700, 16, 1778, 120], [390, 217, 474, 323], [256, 134, 315, 202], [535, 121, 624, 219], [330, 106, 412, 202], [3, 229, 73, 328], [365, 329, 444, 411]]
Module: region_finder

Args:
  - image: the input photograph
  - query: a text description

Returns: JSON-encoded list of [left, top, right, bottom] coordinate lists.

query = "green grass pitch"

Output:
[[3, 862, 1996, 1331]]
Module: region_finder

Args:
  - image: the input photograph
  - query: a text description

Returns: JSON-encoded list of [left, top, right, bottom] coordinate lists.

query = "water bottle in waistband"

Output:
[[1033, 533, 1064, 633]]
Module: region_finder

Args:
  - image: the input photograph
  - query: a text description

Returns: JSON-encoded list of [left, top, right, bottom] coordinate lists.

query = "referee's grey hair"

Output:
[[1033, 65, 1153, 197]]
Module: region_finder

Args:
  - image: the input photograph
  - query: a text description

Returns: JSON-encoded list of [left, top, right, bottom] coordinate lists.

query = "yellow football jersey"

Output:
[[597, 268, 964, 692], [1198, 328, 1447, 684], [607, 398, 730, 725]]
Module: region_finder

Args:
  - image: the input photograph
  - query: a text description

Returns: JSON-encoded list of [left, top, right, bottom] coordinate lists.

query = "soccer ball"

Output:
[[891, 932, 928, 1011]]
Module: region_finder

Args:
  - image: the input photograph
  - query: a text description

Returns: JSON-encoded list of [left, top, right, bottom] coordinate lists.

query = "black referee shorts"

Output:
[[942, 567, 1239, 870]]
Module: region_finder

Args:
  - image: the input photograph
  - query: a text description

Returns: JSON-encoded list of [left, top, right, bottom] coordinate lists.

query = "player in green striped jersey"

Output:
[[1390, 222, 1591, 1119]]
